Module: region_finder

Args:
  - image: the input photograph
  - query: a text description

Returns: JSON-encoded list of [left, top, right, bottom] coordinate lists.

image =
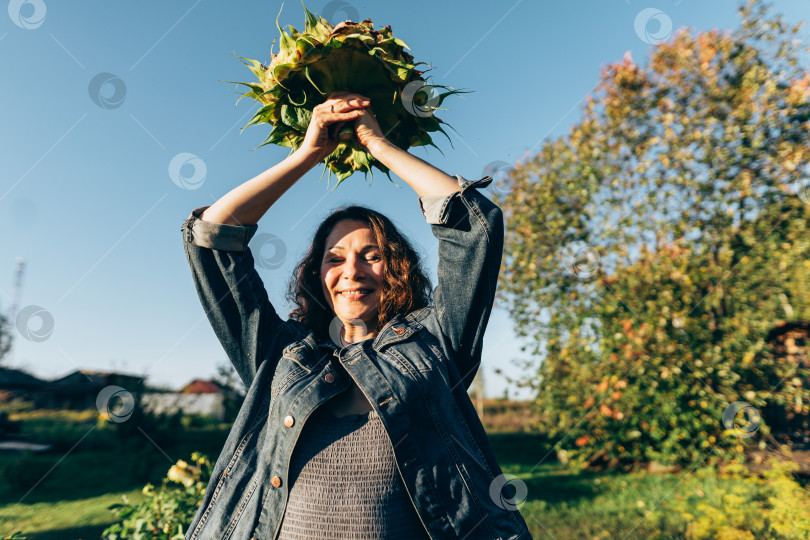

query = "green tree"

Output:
[[496, 0, 810, 468]]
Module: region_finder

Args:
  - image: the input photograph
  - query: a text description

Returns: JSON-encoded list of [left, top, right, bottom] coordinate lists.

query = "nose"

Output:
[[342, 254, 366, 280]]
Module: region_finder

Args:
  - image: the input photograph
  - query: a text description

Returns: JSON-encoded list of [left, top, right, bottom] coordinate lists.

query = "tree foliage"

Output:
[[496, 0, 810, 468]]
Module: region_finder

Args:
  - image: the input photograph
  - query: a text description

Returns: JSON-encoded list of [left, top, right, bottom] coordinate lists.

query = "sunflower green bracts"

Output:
[[224, 3, 467, 188]]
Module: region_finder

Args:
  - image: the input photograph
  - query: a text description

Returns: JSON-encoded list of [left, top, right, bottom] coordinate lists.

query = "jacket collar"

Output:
[[301, 307, 431, 355]]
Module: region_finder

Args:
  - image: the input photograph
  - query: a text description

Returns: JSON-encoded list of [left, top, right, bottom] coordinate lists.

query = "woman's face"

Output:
[[320, 219, 384, 331]]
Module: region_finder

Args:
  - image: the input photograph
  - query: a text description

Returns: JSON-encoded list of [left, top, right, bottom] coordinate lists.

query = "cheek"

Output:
[[319, 268, 331, 292], [374, 263, 385, 284]]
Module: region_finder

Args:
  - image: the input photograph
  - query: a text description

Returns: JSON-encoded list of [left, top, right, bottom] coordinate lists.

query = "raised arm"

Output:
[[355, 109, 504, 388], [423, 181, 503, 389], [181, 92, 372, 387]]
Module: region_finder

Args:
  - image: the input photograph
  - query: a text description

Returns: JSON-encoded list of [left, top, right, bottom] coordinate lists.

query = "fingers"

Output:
[[355, 108, 381, 126], [313, 94, 370, 127], [323, 96, 370, 113], [316, 108, 364, 127]]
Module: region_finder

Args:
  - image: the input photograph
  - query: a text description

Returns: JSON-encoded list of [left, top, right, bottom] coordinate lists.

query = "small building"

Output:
[[33, 369, 144, 410], [140, 379, 226, 421]]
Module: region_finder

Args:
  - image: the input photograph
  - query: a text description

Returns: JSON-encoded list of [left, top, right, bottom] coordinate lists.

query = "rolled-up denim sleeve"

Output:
[[418, 175, 504, 389], [180, 206, 289, 388]]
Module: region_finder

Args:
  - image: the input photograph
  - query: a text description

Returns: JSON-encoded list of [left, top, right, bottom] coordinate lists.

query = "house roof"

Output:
[[181, 379, 223, 394], [49, 369, 143, 387], [0, 366, 47, 389]]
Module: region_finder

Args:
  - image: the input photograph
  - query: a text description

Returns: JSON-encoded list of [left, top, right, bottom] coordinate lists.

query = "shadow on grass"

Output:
[[0, 429, 229, 505], [488, 433, 608, 505], [522, 470, 604, 504]]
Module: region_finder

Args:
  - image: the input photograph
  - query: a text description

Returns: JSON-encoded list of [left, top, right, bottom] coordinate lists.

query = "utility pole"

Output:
[[10, 257, 25, 323]]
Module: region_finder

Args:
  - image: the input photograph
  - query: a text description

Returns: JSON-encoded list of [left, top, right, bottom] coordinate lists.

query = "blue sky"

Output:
[[2, 0, 807, 399]]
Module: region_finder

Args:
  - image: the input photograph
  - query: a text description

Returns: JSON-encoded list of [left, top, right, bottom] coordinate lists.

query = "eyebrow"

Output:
[[326, 244, 379, 252]]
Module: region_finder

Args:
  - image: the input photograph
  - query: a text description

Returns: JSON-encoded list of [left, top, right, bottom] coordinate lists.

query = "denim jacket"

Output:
[[180, 174, 532, 540]]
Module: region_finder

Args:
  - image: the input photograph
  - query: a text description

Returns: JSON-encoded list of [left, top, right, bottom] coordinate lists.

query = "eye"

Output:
[[367, 255, 381, 262]]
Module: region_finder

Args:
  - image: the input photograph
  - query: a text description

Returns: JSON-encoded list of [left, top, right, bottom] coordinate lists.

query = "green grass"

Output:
[[510, 462, 690, 538], [1, 489, 146, 540]]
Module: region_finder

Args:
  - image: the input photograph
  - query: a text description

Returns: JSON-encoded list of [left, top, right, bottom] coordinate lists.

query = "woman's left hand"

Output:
[[353, 108, 389, 155]]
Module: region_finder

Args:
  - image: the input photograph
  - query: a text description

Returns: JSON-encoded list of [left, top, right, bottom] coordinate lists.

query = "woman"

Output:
[[180, 91, 532, 539]]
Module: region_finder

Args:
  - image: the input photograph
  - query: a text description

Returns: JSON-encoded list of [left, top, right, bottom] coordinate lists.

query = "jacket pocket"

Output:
[[384, 346, 435, 374]]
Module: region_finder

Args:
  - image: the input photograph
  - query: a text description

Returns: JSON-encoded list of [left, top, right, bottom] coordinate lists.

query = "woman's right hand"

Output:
[[298, 91, 371, 163]]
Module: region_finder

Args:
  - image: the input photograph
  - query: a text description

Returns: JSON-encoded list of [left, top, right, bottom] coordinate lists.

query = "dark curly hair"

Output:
[[286, 205, 433, 342]]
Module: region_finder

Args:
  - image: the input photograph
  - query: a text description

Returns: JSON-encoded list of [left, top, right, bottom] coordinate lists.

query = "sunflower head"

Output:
[[224, 3, 468, 188]]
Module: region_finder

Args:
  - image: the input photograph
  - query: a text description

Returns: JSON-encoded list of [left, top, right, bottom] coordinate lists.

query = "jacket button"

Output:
[[283, 415, 294, 427], [393, 327, 405, 335], [324, 373, 335, 383], [271, 476, 282, 488]]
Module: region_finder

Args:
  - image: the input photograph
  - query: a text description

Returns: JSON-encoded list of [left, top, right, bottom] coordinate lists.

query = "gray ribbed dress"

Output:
[[277, 404, 430, 539]]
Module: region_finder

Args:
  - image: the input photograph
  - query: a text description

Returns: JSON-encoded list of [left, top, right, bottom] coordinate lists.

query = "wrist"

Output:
[[291, 147, 325, 169], [366, 138, 396, 162]]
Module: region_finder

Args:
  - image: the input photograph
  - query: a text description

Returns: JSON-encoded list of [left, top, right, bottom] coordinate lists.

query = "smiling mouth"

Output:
[[338, 289, 373, 299]]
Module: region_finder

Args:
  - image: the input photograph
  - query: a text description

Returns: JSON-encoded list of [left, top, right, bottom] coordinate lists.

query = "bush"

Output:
[[0, 397, 34, 415], [653, 451, 810, 539], [102, 452, 212, 540]]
